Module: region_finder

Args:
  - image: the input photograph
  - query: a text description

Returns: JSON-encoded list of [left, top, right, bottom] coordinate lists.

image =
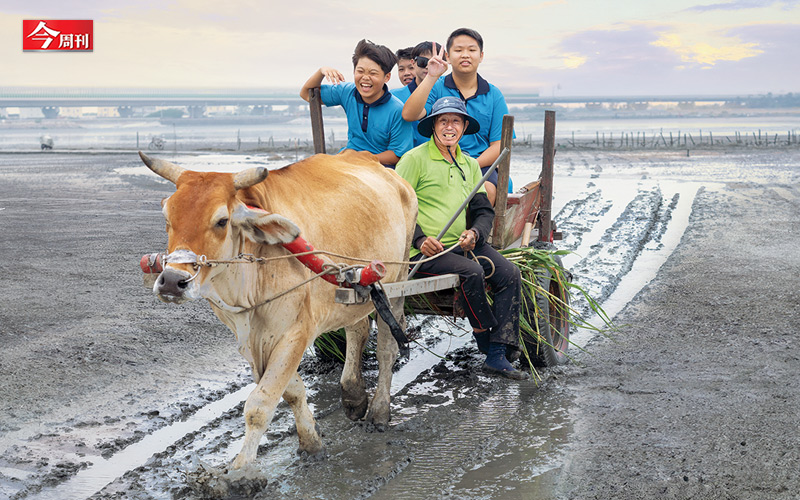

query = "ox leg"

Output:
[[283, 372, 324, 457], [366, 296, 403, 431], [341, 318, 370, 421], [231, 339, 306, 470]]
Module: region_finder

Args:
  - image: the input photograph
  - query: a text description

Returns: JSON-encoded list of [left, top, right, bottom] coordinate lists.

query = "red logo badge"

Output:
[[23, 20, 93, 51]]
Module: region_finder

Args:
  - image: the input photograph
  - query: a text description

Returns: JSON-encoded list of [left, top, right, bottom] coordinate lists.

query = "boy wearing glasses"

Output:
[[392, 41, 438, 146], [300, 39, 413, 167], [402, 28, 511, 204]]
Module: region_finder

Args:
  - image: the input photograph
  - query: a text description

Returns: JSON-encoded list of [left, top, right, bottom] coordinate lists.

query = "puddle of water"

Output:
[[27, 384, 255, 500], [31, 319, 475, 498]]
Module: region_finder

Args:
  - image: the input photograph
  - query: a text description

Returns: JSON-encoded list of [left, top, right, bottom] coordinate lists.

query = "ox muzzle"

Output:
[[142, 250, 202, 303]]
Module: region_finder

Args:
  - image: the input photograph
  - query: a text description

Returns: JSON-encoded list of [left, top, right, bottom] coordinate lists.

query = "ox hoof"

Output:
[[365, 406, 391, 432], [187, 458, 267, 499], [343, 397, 368, 421]]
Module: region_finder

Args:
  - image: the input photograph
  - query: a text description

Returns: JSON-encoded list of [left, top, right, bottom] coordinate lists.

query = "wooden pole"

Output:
[[308, 88, 326, 154], [491, 115, 514, 248], [538, 110, 556, 242]]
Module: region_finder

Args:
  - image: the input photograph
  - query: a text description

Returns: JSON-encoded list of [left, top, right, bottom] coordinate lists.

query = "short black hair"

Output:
[[446, 28, 484, 52], [411, 41, 439, 58], [352, 39, 397, 74], [395, 47, 414, 61]]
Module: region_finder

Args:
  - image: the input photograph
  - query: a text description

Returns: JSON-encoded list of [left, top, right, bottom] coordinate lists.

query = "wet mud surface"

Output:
[[1, 148, 799, 499]]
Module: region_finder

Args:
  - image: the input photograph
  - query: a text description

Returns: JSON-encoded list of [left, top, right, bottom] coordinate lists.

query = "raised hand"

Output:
[[320, 66, 346, 85], [425, 41, 448, 79]]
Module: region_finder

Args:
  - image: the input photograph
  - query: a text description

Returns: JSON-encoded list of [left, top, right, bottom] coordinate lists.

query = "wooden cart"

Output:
[[308, 89, 570, 367]]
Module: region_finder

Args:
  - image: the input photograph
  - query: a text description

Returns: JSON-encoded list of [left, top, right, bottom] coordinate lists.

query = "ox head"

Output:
[[140, 152, 300, 304]]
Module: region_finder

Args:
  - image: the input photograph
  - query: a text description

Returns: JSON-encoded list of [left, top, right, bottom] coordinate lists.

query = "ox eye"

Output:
[[216, 218, 228, 228]]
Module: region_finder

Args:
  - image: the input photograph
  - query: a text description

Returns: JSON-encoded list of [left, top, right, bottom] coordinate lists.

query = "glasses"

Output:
[[414, 56, 429, 69]]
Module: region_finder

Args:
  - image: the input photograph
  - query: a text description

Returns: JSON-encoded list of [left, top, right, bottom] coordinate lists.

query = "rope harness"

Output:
[[141, 237, 491, 347]]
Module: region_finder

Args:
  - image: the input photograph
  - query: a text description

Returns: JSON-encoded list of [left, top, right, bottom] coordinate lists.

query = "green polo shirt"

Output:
[[396, 139, 486, 258]]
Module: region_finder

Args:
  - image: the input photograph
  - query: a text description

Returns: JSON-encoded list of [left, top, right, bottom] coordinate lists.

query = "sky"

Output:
[[1, 0, 798, 96]]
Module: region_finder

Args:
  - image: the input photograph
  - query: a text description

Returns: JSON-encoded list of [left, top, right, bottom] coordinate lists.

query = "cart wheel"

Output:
[[520, 254, 570, 368]]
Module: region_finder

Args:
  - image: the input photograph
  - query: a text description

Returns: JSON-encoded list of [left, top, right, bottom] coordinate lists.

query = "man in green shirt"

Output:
[[396, 97, 527, 380]]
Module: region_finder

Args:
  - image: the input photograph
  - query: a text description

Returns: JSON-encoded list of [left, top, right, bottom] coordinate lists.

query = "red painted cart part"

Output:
[[281, 236, 339, 286], [358, 260, 386, 287], [281, 235, 386, 287]]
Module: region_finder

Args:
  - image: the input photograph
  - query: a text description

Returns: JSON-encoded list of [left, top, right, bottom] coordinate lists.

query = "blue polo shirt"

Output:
[[391, 80, 427, 147], [425, 73, 511, 160], [321, 82, 413, 161]]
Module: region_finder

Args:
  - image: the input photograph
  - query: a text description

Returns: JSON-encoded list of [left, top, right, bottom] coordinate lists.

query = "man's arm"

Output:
[[475, 140, 501, 168], [375, 150, 401, 166], [402, 42, 448, 122], [475, 140, 502, 206], [467, 192, 495, 246], [402, 73, 437, 121], [300, 67, 345, 102]]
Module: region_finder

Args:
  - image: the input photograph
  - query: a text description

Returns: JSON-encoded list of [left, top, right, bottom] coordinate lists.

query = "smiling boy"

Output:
[[402, 28, 511, 203], [300, 39, 412, 167], [394, 47, 415, 87]]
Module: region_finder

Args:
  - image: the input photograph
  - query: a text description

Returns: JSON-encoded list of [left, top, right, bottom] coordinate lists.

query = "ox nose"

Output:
[[155, 267, 193, 302]]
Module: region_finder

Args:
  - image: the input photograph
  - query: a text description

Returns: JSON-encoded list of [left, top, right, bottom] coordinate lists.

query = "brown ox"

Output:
[[140, 150, 416, 469]]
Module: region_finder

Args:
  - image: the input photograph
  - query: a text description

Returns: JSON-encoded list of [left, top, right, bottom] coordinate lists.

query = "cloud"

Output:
[[686, 0, 799, 12], [497, 22, 800, 95], [651, 33, 762, 66]]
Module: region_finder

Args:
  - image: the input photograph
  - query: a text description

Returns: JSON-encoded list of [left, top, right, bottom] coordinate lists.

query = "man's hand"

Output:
[[426, 41, 448, 80], [420, 236, 445, 257], [320, 66, 345, 85], [458, 229, 478, 252]]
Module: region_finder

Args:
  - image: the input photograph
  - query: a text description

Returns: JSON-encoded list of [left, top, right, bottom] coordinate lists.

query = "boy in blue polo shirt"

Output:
[[402, 28, 511, 203], [300, 39, 413, 167], [392, 41, 438, 147]]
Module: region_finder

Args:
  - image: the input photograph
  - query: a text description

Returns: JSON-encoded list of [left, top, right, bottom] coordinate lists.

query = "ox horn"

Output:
[[233, 167, 268, 190], [139, 151, 185, 184]]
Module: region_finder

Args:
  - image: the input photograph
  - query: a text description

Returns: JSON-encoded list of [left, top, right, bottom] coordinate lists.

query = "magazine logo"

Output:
[[23, 20, 93, 51]]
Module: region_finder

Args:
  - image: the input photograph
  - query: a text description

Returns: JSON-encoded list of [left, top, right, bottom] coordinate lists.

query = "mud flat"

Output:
[[0, 147, 799, 498]]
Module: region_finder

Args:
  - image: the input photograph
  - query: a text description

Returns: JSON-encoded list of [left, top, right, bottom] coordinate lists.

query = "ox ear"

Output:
[[232, 205, 300, 245]]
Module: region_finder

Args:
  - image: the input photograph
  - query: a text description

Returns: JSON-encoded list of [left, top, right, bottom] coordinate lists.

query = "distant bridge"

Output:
[[0, 87, 755, 118], [0, 87, 756, 107]]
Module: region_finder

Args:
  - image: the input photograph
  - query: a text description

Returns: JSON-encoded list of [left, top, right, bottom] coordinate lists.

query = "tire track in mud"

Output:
[[568, 186, 665, 308]]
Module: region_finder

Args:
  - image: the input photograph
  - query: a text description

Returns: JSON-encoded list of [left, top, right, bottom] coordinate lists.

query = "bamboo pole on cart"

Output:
[[309, 88, 326, 154], [538, 110, 556, 242]]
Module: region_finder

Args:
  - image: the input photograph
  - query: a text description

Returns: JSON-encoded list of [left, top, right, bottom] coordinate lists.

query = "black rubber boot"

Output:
[[482, 342, 530, 380]]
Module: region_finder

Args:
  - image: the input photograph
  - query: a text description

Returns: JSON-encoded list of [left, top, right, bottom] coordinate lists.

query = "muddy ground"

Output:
[[1, 148, 799, 499]]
